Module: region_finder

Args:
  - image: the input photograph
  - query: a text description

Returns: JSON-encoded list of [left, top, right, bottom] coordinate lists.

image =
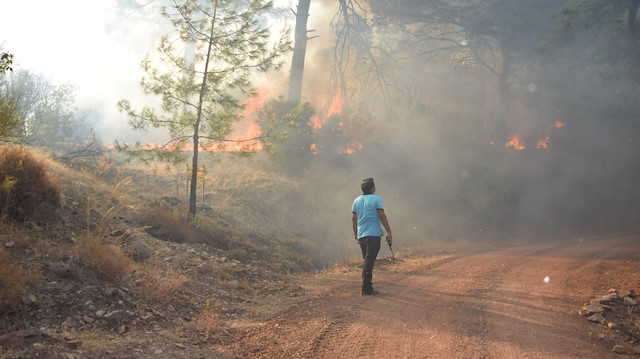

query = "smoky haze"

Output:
[[271, 0, 640, 265]]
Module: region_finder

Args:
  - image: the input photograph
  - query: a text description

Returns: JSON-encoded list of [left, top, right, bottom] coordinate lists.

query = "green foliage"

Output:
[[257, 99, 316, 175], [544, 0, 638, 78], [118, 0, 291, 215], [112, 139, 188, 165], [0, 52, 12, 73], [117, 0, 291, 147], [0, 94, 22, 142], [0, 70, 80, 147], [0, 175, 17, 218]]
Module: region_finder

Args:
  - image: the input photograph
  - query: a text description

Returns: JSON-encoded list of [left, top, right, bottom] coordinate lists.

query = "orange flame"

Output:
[[310, 115, 322, 129], [341, 143, 363, 155], [327, 89, 345, 117], [506, 135, 526, 150], [506, 120, 566, 151], [307, 89, 345, 130], [537, 136, 550, 149]]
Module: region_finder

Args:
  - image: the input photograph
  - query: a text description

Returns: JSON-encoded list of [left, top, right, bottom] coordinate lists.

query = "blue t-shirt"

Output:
[[352, 193, 384, 238]]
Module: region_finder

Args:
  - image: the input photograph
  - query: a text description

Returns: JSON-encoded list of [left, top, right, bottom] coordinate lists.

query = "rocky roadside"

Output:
[[0, 229, 307, 359], [579, 289, 640, 356]]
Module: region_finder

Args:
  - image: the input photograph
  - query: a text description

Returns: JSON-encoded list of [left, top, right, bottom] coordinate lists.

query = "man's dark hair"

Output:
[[361, 178, 375, 194]]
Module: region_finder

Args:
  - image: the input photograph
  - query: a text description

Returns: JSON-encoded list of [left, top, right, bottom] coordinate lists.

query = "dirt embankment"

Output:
[[223, 233, 640, 359]]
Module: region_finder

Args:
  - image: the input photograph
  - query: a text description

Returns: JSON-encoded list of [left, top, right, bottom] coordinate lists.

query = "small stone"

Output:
[[607, 322, 617, 329], [117, 325, 127, 335], [4, 241, 15, 248], [587, 313, 606, 324], [82, 316, 95, 323], [62, 331, 77, 341], [595, 293, 618, 303], [580, 303, 605, 316], [175, 343, 187, 349], [95, 310, 106, 317], [22, 294, 38, 306], [65, 340, 82, 350], [622, 296, 637, 306], [612, 344, 625, 354], [618, 289, 632, 297], [104, 310, 125, 320]]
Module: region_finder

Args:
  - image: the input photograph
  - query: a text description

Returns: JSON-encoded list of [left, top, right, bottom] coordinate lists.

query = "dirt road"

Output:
[[221, 233, 640, 358]]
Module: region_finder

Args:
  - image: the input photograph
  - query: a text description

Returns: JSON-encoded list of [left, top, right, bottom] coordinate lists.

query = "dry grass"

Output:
[[195, 309, 220, 338], [237, 280, 253, 294], [72, 235, 132, 281], [0, 146, 61, 222], [0, 348, 29, 359], [72, 331, 123, 351], [140, 205, 197, 243], [194, 218, 234, 249], [0, 248, 23, 313], [138, 263, 189, 303]]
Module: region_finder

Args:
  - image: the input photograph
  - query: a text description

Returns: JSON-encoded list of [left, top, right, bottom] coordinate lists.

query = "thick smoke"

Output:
[[279, 0, 640, 264]]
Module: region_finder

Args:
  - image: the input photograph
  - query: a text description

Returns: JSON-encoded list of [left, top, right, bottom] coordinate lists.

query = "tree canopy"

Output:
[[118, 0, 291, 215]]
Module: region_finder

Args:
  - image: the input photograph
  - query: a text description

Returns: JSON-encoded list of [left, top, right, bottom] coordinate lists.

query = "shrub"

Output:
[[195, 308, 219, 338], [138, 264, 189, 303], [0, 248, 23, 313], [196, 220, 234, 249], [0, 146, 61, 221], [75, 235, 131, 281], [140, 205, 196, 243]]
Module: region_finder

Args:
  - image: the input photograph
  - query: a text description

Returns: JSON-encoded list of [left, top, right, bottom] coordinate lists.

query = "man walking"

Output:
[[352, 178, 392, 295]]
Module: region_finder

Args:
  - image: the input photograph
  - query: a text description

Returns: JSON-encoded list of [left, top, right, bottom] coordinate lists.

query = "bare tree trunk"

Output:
[[288, 0, 311, 103], [190, 4, 218, 216]]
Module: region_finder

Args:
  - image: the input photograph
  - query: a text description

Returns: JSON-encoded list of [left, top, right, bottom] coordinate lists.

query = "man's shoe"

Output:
[[361, 288, 379, 295]]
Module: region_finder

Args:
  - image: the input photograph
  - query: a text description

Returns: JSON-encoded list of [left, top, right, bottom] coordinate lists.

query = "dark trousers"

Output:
[[358, 236, 381, 289]]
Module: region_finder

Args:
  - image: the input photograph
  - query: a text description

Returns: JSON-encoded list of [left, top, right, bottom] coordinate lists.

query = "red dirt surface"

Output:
[[219, 233, 640, 358]]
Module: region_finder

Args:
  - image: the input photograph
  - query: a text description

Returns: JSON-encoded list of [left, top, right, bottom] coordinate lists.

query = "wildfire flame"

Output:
[[111, 83, 365, 155], [506, 120, 566, 151], [327, 89, 345, 117], [537, 136, 551, 149], [309, 89, 345, 130], [506, 135, 526, 150]]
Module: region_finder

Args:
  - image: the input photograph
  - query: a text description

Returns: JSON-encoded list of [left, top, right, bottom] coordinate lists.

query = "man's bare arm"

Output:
[[377, 209, 392, 245], [352, 212, 358, 240]]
